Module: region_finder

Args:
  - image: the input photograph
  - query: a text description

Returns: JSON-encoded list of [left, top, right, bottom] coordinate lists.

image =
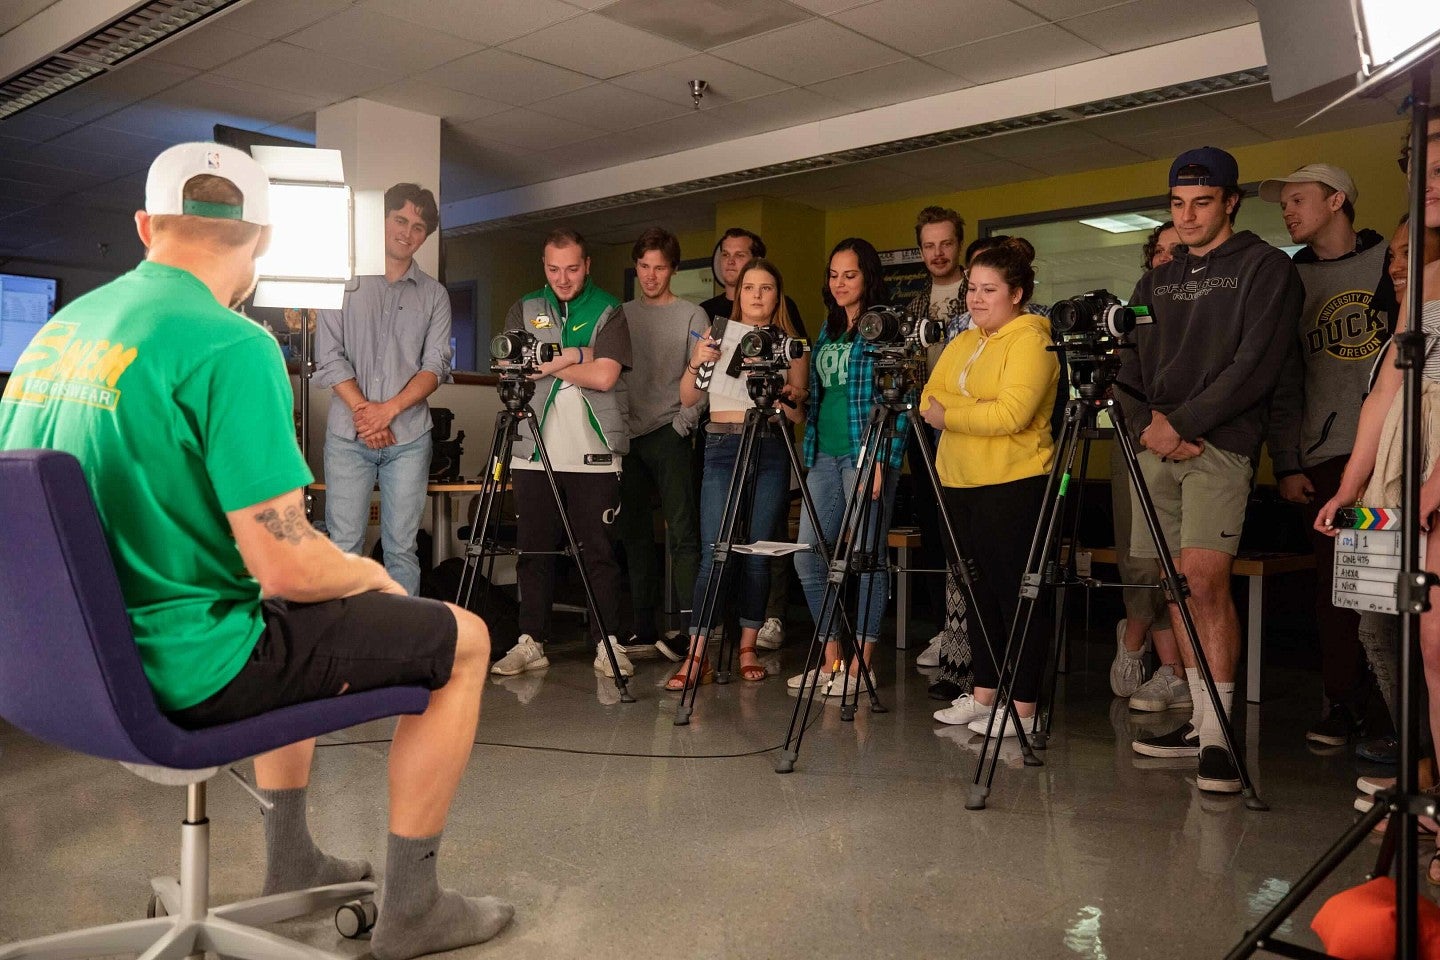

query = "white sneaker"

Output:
[[1128, 664, 1192, 713], [756, 617, 784, 650], [821, 673, 862, 698], [933, 693, 991, 726], [594, 638, 635, 678], [968, 709, 1032, 739], [916, 632, 943, 668], [490, 635, 548, 676], [1109, 619, 1149, 697], [787, 667, 824, 690]]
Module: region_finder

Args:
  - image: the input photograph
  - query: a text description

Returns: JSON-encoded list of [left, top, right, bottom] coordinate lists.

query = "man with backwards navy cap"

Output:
[[1117, 147, 1303, 793], [0, 143, 512, 958]]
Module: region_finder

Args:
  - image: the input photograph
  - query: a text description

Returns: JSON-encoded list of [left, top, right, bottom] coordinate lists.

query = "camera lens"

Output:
[[490, 333, 520, 361], [917, 318, 943, 348], [739, 328, 769, 358], [858, 308, 898, 343], [1050, 299, 1080, 333], [1102, 304, 1138, 337]]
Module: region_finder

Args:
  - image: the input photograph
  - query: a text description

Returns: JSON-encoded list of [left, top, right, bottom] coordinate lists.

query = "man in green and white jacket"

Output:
[[490, 228, 634, 680]]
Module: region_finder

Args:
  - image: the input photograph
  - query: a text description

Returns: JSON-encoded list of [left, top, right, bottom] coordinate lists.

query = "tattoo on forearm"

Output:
[[254, 506, 319, 544]]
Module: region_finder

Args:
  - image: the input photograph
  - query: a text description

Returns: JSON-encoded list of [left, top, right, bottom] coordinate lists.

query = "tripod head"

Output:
[[494, 373, 538, 413], [1054, 340, 1131, 400], [867, 350, 926, 407], [743, 360, 792, 412]]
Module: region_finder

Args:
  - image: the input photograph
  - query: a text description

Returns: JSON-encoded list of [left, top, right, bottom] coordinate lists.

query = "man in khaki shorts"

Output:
[[1117, 146, 1303, 793]]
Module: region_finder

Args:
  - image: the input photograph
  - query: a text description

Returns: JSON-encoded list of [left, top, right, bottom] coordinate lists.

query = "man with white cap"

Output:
[[0, 142, 511, 959], [1262, 162, 1390, 750]]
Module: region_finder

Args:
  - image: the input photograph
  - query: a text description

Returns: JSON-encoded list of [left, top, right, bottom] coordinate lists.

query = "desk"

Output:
[[307, 481, 487, 568]]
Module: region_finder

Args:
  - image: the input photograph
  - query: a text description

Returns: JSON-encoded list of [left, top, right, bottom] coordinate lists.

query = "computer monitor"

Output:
[[0, 273, 59, 374]]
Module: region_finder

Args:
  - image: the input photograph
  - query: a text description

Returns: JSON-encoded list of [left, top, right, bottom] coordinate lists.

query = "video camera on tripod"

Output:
[[489, 329, 557, 376], [737, 323, 808, 409], [1047, 289, 1150, 397], [856, 305, 942, 402]]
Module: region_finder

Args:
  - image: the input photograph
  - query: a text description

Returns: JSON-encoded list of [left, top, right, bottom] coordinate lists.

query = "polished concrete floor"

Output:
[[0, 624, 1419, 959]]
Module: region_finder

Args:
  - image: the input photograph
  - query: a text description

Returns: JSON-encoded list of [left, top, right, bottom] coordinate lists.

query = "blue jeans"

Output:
[[691, 430, 790, 632], [324, 431, 431, 596], [795, 453, 898, 643]]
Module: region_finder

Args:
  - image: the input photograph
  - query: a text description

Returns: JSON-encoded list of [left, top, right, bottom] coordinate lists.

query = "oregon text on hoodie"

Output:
[[1265, 228, 1389, 475], [1116, 230, 1304, 461]]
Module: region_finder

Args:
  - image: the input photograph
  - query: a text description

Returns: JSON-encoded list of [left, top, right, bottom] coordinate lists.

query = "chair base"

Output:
[[0, 783, 376, 960], [0, 879, 373, 960]]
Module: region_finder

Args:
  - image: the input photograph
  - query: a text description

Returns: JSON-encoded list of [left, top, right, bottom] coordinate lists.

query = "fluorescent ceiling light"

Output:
[[1078, 214, 1164, 234]]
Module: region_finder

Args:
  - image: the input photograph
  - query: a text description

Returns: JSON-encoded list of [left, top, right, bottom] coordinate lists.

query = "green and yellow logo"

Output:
[[2, 320, 139, 411]]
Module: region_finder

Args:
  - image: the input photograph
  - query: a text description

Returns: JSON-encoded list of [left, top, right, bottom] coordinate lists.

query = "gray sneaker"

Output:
[[1109, 619, 1148, 697], [490, 635, 548, 676], [1128, 664, 1191, 713]]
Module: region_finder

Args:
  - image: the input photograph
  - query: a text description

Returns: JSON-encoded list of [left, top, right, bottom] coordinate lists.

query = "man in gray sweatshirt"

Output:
[[1263, 163, 1390, 749], [616, 227, 709, 660], [1118, 146, 1304, 793]]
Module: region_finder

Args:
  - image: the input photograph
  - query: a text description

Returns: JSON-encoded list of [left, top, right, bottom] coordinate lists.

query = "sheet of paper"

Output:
[[732, 540, 811, 557]]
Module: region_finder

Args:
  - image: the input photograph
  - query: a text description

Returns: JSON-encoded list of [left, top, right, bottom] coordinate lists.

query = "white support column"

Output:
[[316, 99, 441, 278]]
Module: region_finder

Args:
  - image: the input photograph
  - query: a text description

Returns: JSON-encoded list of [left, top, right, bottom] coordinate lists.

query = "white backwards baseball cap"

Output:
[[1259, 163, 1359, 205], [145, 142, 271, 226]]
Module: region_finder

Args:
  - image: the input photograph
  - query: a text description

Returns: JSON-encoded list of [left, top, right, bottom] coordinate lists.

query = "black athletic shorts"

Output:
[[168, 592, 457, 730]]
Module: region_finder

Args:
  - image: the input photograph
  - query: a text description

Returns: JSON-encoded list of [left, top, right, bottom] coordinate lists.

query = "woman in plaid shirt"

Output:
[[788, 238, 906, 697]]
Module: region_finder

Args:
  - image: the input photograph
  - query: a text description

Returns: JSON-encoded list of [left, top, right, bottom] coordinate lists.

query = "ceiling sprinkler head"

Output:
[[688, 79, 708, 110]]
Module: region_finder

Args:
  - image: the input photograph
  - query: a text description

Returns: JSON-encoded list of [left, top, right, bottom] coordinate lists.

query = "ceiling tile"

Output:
[[29, 60, 196, 125], [1081, 98, 1230, 140], [0, 112, 79, 143], [0, 197, 38, 220], [1020, 140, 1150, 175], [500, 13, 696, 79], [783, 0, 872, 13], [979, 121, 1115, 158], [834, 0, 1043, 56], [94, 76, 326, 144], [882, 140, 1005, 180], [700, 86, 850, 137], [285, 8, 482, 73], [610, 108, 728, 156], [925, 22, 1105, 84], [451, 107, 606, 151], [361, 0, 581, 43], [3, 141, 148, 179], [143, 25, 269, 71], [418, 48, 595, 105], [711, 19, 904, 85], [0, 157, 104, 193], [68, 174, 150, 214], [212, 0, 358, 39], [807, 58, 965, 111], [610, 53, 790, 107], [44, 125, 176, 163], [1122, 122, 1270, 161], [363, 79, 511, 122], [933, 158, 1047, 190], [599, 0, 810, 49], [1061, 0, 1257, 55], [0, 176, 74, 206], [1013, 0, 1128, 17], [211, 42, 402, 101], [529, 83, 690, 131], [0, 0, 49, 35]]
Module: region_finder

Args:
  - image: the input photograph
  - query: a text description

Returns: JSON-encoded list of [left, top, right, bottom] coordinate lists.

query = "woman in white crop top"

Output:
[[667, 259, 807, 690]]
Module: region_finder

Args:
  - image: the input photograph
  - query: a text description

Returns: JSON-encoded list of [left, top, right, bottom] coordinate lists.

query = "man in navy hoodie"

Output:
[[1118, 147, 1304, 793]]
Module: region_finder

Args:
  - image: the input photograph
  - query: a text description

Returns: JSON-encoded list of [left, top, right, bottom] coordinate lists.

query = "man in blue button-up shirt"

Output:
[[315, 183, 453, 595]]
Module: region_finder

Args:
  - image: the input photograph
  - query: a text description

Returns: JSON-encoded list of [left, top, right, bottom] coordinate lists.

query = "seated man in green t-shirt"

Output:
[[0, 143, 509, 960]]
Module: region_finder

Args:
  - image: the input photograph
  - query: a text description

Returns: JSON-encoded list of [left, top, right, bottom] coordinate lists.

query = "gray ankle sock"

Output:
[[372, 832, 514, 960], [257, 787, 371, 897]]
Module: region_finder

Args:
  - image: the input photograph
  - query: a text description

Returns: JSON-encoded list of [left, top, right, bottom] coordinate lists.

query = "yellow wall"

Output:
[[825, 120, 1408, 252]]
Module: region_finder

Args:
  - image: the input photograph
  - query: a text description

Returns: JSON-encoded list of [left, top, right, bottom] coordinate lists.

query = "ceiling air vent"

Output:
[[0, 0, 244, 120]]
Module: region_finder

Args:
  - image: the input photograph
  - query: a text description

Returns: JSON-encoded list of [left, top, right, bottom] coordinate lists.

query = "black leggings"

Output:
[[942, 476, 1050, 703]]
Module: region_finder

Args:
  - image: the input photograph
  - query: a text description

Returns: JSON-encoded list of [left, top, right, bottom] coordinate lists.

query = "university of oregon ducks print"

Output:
[[2, 319, 139, 411], [1304, 289, 1384, 362]]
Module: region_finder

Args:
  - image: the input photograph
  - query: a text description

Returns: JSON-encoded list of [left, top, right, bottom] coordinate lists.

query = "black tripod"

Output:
[[457, 374, 634, 702], [674, 363, 844, 724], [970, 353, 1268, 812], [777, 353, 1040, 773], [1227, 63, 1435, 959]]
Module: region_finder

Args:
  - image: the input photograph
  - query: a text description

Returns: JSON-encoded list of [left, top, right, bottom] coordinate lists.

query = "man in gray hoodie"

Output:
[[1263, 163, 1390, 749], [1118, 146, 1304, 793]]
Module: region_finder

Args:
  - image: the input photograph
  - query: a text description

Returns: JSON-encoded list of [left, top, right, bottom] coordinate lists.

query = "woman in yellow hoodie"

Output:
[[920, 237, 1059, 738]]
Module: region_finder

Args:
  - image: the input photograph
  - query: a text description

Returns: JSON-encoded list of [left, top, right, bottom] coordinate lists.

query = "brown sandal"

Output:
[[738, 646, 766, 682], [665, 655, 714, 691]]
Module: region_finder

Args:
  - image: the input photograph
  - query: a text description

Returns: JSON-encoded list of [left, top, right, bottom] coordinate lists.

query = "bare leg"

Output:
[[1168, 548, 1239, 682], [254, 740, 316, 789], [1152, 625, 1181, 668], [1122, 617, 1151, 654], [387, 603, 490, 838]]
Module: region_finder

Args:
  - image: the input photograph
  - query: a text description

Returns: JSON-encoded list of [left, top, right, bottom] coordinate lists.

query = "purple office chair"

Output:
[[0, 449, 432, 960]]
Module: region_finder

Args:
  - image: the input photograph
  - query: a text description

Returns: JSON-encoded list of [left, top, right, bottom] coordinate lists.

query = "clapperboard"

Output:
[[1332, 508, 1426, 614]]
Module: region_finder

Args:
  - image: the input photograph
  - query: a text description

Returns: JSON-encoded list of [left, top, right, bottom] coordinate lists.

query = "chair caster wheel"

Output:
[[145, 893, 167, 919], [336, 899, 377, 939]]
